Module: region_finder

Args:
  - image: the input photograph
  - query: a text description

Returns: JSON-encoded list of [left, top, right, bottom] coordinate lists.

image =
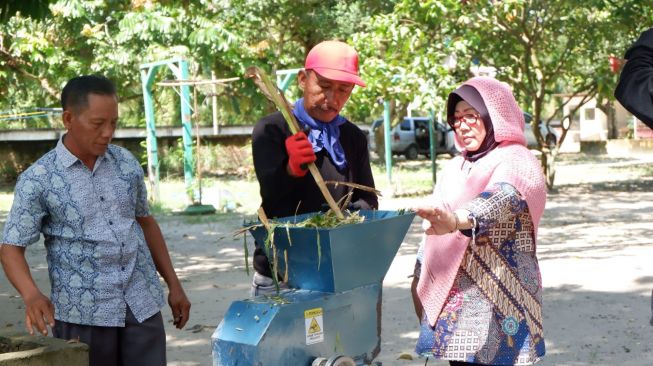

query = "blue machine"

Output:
[[212, 210, 415, 366]]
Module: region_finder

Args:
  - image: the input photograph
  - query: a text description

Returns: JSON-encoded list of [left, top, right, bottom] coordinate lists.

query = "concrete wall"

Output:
[[0, 140, 57, 181], [615, 102, 633, 137], [0, 139, 147, 182], [0, 130, 250, 182], [607, 138, 653, 157], [559, 95, 649, 141]]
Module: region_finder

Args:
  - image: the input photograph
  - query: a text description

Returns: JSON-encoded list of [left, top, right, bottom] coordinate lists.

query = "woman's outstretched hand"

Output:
[[413, 207, 456, 235]]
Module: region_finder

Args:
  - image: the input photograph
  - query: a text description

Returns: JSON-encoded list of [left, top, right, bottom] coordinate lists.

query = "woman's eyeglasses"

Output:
[[448, 114, 481, 129]]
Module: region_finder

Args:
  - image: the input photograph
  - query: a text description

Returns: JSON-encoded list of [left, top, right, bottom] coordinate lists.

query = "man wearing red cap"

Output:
[[250, 40, 378, 295]]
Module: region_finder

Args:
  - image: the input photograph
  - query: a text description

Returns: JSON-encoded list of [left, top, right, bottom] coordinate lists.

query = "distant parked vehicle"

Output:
[[369, 116, 457, 159], [523, 112, 559, 149]]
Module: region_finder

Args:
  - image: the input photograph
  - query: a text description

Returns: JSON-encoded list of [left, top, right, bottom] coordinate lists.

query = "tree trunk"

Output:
[[607, 102, 617, 139], [597, 99, 617, 139], [540, 145, 559, 190], [374, 127, 386, 158], [596, 99, 619, 139]]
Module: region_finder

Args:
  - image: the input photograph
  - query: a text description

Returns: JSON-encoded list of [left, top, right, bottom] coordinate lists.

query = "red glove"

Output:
[[285, 131, 316, 177]]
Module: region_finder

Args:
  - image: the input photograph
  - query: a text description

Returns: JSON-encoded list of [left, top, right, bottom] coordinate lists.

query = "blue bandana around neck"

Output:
[[292, 98, 348, 170]]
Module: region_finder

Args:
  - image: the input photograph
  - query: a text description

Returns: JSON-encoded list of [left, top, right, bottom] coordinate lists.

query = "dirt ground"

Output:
[[1, 154, 653, 366]]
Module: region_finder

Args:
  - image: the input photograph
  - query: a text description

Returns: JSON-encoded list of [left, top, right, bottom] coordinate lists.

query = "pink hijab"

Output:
[[417, 77, 547, 326]]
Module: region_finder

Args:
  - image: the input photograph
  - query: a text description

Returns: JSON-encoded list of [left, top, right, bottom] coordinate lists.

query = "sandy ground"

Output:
[[1, 155, 653, 366]]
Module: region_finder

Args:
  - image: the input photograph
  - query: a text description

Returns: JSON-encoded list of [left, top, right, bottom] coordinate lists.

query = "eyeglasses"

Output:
[[448, 114, 481, 129]]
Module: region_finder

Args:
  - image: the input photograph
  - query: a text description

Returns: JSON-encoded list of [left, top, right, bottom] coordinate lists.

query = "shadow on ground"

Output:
[[1, 161, 653, 365], [380, 286, 653, 366]]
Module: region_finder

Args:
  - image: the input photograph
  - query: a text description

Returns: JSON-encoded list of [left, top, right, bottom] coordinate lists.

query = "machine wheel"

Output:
[[404, 144, 419, 160], [312, 356, 356, 366]]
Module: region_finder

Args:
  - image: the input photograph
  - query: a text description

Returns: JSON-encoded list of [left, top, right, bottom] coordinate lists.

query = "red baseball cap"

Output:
[[304, 40, 366, 87]]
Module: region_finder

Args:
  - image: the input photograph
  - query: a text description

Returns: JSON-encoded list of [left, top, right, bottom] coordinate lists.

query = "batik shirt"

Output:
[[415, 182, 545, 365], [1, 138, 165, 326]]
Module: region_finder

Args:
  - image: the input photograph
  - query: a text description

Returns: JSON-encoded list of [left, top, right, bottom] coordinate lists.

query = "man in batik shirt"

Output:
[[1, 75, 190, 366]]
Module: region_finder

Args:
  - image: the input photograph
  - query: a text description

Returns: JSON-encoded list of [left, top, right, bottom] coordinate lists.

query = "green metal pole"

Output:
[[140, 67, 160, 202], [141, 57, 184, 69], [383, 100, 392, 187], [428, 110, 437, 185], [178, 60, 196, 203], [277, 74, 297, 92], [276, 68, 301, 92]]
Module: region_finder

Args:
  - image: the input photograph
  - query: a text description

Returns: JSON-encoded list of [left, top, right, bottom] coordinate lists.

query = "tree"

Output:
[[452, 0, 653, 188], [0, 0, 52, 22], [0, 0, 395, 130], [357, 0, 653, 188], [5, 0, 650, 187], [350, 0, 465, 157], [353, 1, 466, 117], [593, 3, 653, 141]]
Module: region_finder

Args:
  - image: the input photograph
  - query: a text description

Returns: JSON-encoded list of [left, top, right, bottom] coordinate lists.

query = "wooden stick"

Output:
[[246, 66, 344, 219], [257, 206, 271, 230], [257, 206, 280, 292], [283, 250, 289, 283], [324, 180, 382, 196], [341, 192, 354, 211]]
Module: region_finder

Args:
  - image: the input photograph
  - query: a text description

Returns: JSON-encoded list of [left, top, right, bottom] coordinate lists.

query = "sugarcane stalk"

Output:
[[246, 66, 344, 219], [324, 180, 382, 196], [257, 206, 280, 293], [283, 249, 289, 283], [257, 206, 271, 230]]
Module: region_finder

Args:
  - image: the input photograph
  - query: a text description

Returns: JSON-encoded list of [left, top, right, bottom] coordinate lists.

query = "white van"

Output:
[[369, 117, 457, 159]]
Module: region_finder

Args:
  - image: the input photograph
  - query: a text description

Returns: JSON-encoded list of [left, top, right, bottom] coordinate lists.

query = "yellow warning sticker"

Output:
[[308, 318, 321, 333], [304, 307, 324, 345]]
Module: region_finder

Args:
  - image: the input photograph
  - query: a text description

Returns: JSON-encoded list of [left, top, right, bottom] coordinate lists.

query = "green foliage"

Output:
[[448, 1, 633, 113], [160, 138, 189, 178], [349, 0, 464, 123], [354, 0, 653, 187], [1, 0, 395, 129], [148, 199, 172, 216], [3, 0, 653, 188], [282, 210, 365, 229], [0, 0, 52, 22], [440, 0, 653, 187]]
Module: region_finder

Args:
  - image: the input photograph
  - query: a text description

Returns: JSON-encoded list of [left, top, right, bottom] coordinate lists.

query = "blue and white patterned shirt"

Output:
[[2, 137, 165, 326]]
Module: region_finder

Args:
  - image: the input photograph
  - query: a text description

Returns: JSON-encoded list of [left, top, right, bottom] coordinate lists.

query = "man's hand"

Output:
[[1, 245, 54, 336], [168, 285, 191, 329], [285, 131, 316, 177], [136, 216, 191, 330], [23, 290, 55, 336]]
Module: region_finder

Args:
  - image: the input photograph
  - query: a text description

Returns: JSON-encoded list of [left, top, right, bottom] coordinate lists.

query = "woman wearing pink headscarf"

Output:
[[412, 77, 547, 365]]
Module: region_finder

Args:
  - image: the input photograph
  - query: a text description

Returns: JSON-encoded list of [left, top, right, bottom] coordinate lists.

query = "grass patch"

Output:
[[179, 212, 238, 225], [0, 161, 440, 219], [149, 159, 442, 215], [371, 157, 448, 196], [149, 200, 173, 216], [151, 175, 261, 215], [2, 154, 647, 220]]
